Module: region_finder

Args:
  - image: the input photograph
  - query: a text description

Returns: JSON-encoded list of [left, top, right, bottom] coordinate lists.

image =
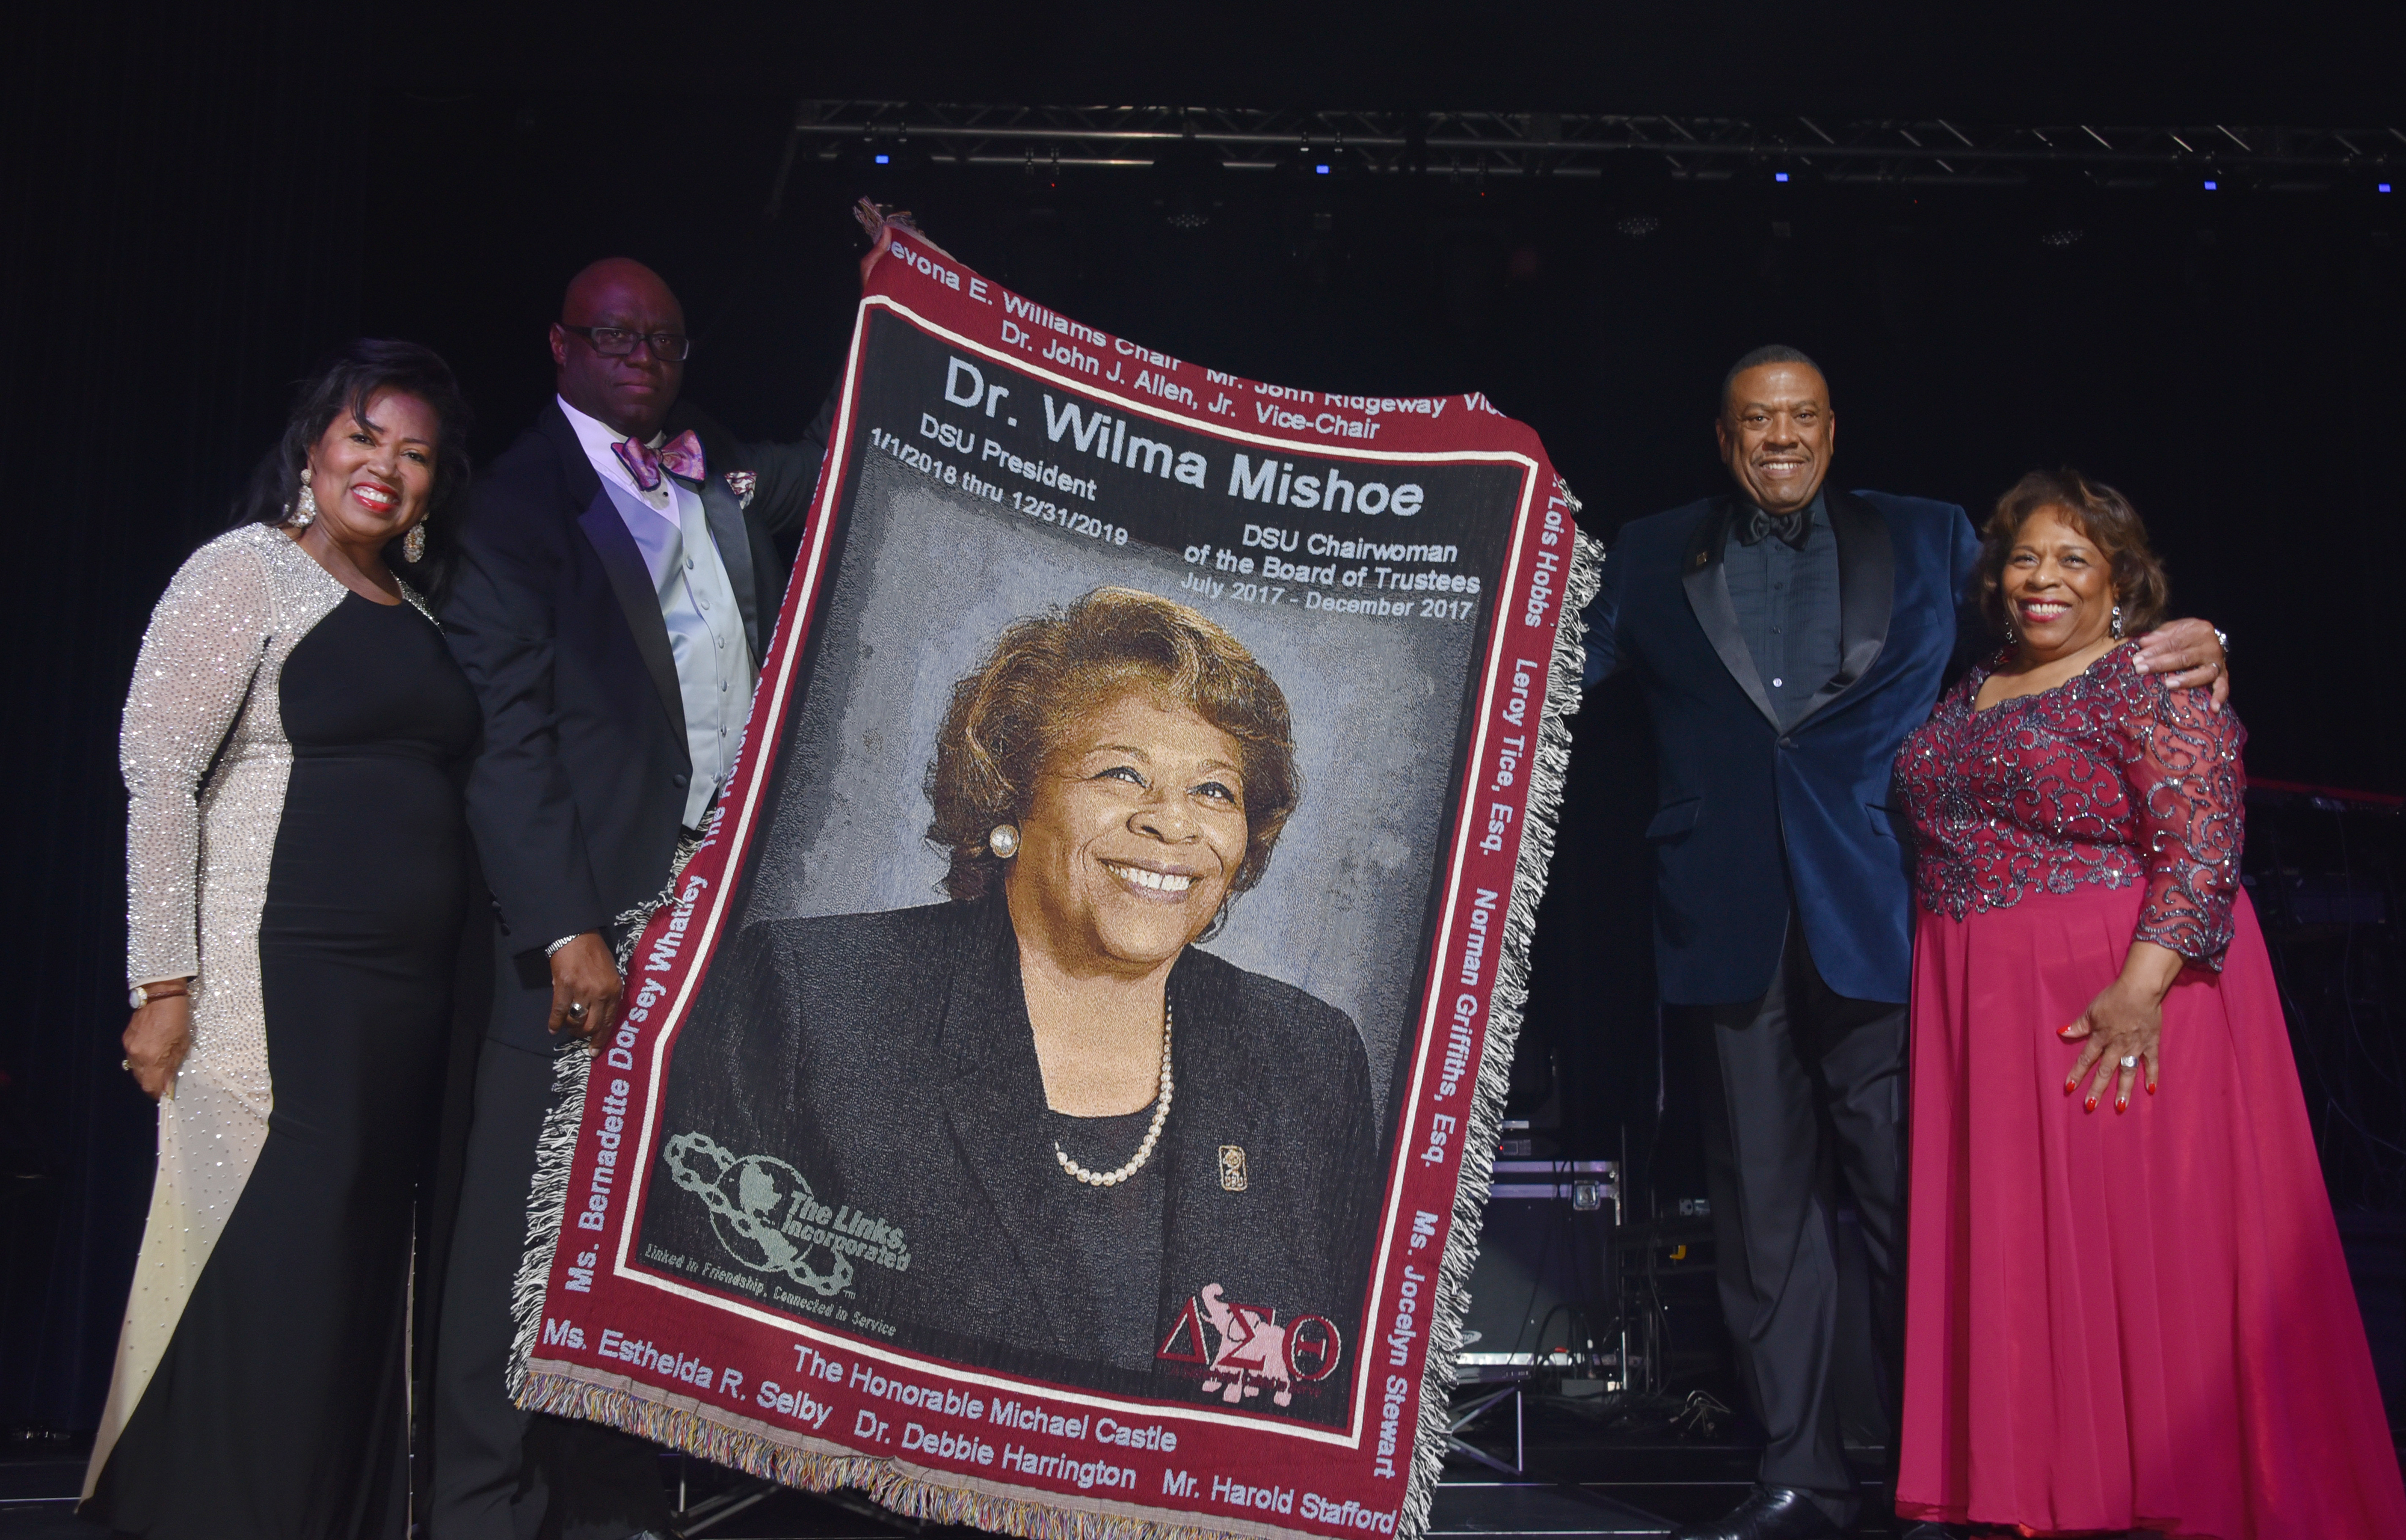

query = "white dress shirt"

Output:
[[558, 397, 755, 829]]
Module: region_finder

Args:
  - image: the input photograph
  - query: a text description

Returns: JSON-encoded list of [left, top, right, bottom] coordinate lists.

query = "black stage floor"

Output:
[[0, 1473, 1681, 1539], [14, 1395, 2399, 1535], [0, 1394, 1944, 1539]]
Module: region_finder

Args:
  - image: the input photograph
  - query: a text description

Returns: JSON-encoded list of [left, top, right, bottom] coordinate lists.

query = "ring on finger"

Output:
[[566, 1001, 588, 1022], [2119, 1055, 2138, 1070]]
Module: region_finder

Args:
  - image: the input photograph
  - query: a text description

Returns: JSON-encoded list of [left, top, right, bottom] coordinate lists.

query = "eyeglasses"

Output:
[[559, 324, 692, 361]]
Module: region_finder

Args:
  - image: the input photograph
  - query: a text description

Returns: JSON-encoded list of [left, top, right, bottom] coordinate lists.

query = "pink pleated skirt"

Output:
[[1897, 883, 2406, 1538]]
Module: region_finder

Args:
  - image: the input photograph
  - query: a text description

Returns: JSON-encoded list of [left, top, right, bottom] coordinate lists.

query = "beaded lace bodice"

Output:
[[1894, 644, 2245, 966]]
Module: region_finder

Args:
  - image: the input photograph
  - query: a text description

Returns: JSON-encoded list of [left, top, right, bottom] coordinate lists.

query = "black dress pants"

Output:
[[428, 927, 674, 1540], [1670, 917, 1906, 1526]]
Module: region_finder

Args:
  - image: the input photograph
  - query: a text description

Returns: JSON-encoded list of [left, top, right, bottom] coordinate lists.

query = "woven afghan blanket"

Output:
[[511, 227, 1602, 1540]]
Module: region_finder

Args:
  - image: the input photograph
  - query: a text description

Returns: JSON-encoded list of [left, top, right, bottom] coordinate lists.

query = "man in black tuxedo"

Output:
[[1583, 348, 2227, 1540], [431, 257, 830, 1539]]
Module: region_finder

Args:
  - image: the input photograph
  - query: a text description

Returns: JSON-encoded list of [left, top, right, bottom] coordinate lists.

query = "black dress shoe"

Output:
[[1667, 1485, 1841, 1540]]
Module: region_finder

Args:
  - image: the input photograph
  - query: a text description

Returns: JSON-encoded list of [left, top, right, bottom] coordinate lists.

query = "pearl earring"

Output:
[[292, 467, 319, 527], [987, 824, 1020, 859]]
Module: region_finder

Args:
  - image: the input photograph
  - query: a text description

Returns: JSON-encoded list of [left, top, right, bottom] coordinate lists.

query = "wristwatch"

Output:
[[129, 979, 191, 1009]]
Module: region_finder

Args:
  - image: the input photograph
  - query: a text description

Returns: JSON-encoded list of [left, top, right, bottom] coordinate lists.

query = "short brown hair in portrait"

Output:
[[926, 587, 1302, 912], [1975, 468, 2171, 639]]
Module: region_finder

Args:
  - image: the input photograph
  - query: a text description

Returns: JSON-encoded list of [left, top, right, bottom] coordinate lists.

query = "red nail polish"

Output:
[[2085, 1096, 2099, 1112], [2115, 1097, 2128, 1113], [2064, 1078, 2078, 1094]]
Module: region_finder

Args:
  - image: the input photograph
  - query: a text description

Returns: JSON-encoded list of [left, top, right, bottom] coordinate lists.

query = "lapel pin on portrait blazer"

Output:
[[1219, 1146, 1249, 1191], [724, 469, 757, 511]]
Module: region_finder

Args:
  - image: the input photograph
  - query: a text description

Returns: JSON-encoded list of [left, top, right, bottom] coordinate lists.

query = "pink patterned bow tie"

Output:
[[612, 429, 706, 492]]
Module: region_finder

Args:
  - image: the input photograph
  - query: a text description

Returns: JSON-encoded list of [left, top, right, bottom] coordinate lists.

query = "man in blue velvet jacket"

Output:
[[1581, 347, 2226, 1540]]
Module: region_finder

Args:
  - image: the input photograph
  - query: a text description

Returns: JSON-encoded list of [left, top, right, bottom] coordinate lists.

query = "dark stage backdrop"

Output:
[[7, 7, 2404, 1433]]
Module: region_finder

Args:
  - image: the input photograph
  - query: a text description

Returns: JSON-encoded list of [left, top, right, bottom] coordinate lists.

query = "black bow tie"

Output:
[[1738, 504, 1811, 550]]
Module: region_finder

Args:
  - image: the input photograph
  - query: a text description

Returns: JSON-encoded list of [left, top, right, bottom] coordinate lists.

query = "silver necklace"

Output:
[[1054, 996, 1173, 1188]]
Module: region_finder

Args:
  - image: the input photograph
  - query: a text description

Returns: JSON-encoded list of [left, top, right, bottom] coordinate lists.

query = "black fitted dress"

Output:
[[92, 526, 479, 1537]]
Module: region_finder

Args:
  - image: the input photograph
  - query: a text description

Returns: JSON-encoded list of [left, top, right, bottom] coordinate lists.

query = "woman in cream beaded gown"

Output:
[[87, 342, 481, 1538]]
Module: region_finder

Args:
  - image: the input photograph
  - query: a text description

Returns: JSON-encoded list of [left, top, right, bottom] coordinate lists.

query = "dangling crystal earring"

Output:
[[2111, 603, 2124, 640], [987, 823, 1021, 859], [2003, 622, 2015, 646], [403, 523, 427, 563], [291, 467, 319, 527]]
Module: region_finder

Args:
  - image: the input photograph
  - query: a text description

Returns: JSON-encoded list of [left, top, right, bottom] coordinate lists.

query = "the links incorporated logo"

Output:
[[662, 1132, 912, 1298]]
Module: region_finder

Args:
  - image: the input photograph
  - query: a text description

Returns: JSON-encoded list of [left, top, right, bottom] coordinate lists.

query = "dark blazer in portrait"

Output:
[[643, 897, 1384, 1423], [440, 399, 829, 1049], [1583, 488, 1980, 1005]]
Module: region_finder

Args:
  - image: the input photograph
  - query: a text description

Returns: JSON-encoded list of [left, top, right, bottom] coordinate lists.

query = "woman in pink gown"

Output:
[[1891, 468, 2406, 1538]]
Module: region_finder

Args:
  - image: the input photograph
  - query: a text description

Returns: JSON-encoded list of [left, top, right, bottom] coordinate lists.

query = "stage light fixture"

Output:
[[1149, 137, 1226, 231], [2028, 162, 2094, 249], [2351, 168, 2399, 235], [1598, 149, 1673, 239], [1277, 143, 1365, 185], [1749, 161, 1822, 241], [837, 132, 932, 183]]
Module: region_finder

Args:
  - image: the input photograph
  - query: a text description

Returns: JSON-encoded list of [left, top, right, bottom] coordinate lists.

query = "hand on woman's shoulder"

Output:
[[2100, 641, 2245, 761]]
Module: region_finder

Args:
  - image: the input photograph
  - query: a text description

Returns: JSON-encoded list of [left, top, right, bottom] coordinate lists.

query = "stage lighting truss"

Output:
[[774, 103, 2401, 195]]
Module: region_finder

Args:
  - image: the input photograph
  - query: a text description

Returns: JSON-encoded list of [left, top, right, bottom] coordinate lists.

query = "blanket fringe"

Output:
[[505, 1045, 588, 1401], [1398, 494, 1603, 1539], [506, 830, 709, 1400]]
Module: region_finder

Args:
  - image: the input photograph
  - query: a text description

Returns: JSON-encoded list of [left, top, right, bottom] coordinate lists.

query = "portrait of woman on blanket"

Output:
[[650, 586, 1380, 1414]]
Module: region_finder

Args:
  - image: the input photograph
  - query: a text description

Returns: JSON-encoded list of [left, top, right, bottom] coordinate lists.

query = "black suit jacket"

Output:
[[644, 898, 1383, 1422], [440, 399, 829, 1047]]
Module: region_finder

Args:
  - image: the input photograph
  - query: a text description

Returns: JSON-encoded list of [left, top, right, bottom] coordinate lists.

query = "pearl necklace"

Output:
[[1054, 996, 1173, 1188]]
